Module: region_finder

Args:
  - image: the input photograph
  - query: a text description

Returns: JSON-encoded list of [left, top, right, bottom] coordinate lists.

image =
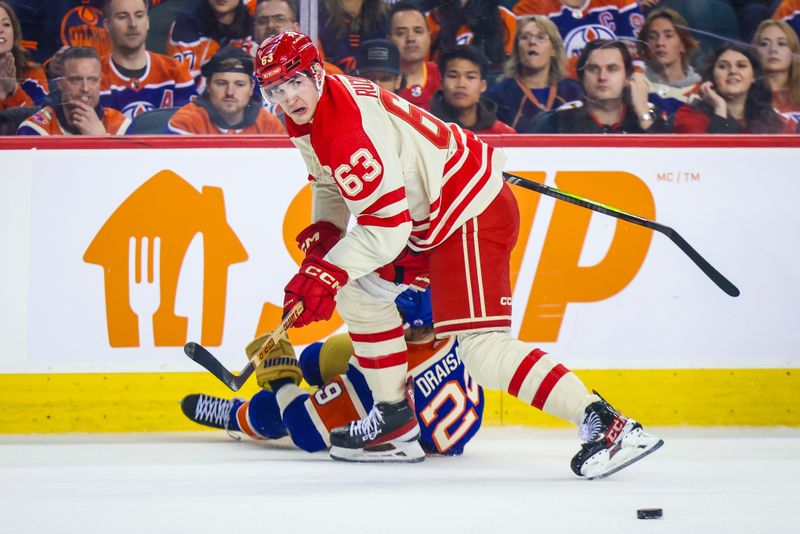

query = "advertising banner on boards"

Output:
[[2, 141, 798, 374]]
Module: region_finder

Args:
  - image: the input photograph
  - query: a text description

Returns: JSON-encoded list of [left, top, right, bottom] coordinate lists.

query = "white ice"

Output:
[[1, 427, 798, 534]]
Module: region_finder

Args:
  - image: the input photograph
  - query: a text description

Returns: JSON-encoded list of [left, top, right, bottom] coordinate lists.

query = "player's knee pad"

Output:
[[299, 342, 325, 387], [248, 390, 289, 439], [281, 396, 328, 452], [457, 330, 544, 390]]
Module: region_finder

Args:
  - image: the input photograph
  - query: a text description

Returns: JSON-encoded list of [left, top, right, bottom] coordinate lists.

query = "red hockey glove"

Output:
[[284, 256, 349, 328], [295, 221, 342, 258], [375, 247, 430, 290]]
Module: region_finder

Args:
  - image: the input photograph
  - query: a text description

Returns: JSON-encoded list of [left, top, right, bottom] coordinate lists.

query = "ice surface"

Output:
[[1, 427, 798, 534]]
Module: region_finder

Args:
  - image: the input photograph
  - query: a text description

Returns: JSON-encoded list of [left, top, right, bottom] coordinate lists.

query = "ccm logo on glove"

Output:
[[303, 264, 344, 290]]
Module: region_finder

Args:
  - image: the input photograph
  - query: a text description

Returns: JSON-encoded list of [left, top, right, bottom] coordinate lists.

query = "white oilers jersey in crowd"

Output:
[[514, 0, 644, 58], [285, 74, 506, 280]]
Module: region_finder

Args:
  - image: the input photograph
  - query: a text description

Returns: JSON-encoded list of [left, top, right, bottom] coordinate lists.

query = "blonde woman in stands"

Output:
[[486, 15, 580, 133], [753, 19, 800, 123], [0, 1, 48, 111]]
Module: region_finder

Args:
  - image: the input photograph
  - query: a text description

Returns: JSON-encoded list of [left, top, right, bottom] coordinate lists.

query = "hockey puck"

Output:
[[637, 508, 663, 520]]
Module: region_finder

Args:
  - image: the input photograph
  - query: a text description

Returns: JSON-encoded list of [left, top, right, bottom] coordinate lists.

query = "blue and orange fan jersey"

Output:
[[0, 66, 49, 111], [10, 0, 111, 64], [427, 6, 517, 58], [17, 104, 130, 135], [237, 334, 483, 456], [100, 51, 197, 120], [165, 8, 258, 90], [774, 0, 800, 38], [514, 0, 644, 60]]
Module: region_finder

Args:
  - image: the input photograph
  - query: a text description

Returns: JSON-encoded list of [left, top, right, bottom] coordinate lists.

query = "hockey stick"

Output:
[[184, 301, 305, 391], [502, 172, 740, 297]]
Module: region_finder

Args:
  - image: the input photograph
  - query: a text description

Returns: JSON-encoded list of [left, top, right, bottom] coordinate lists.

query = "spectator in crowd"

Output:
[[18, 46, 130, 135], [754, 19, 800, 123], [166, 0, 257, 88], [513, 0, 644, 77], [486, 15, 581, 132], [100, 0, 196, 121], [166, 45, 284, 134], [254, 0, 296, 42], [151, 0, 258, 11], [253, 0, 343, 75], [729, 0, 776, 42], [673, 43, 793, 134], [772, 0, 800, 40], [387, 1, 439, 109], [318, 0, 388, 73], [530, 39, 669, 133], [355, 38, 402, 92], [639, 8, 701, 117], [0, 1, 48, 110], [429, 45, 515, 135], [7, 0, 111, 64], [425, 0, 516, 83]]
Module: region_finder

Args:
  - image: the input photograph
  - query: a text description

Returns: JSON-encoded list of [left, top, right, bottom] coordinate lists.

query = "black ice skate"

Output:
[[571, 392, 663, 480], [181, 393, 243, 432], [329, 398, 424, 463]]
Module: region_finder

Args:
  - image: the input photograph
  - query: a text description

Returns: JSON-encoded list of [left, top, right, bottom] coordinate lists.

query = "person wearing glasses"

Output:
[[487, 16, 581, 133]]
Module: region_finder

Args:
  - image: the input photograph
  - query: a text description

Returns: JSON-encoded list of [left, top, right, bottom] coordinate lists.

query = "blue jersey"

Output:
[[237, 337, 483, 456], [9, 0, 111, 64], [409, 337, 483, 455], [514, 0, 644, 59], [100, 52, 197, 120]]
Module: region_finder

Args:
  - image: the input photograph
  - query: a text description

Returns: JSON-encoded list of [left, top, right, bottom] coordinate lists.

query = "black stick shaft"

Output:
[[502, 172, 740, 297]]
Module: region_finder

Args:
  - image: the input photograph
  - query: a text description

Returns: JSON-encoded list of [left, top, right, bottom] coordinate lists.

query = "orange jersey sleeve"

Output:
[[0, 85, 33, 111], [773, 0, 800, 20], [168, 102, 286, 134], [102, 108, 132, 135]]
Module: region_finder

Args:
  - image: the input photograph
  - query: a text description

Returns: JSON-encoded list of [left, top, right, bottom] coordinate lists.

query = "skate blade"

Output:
[[330, 440, 425, 464], [585, 437, 664, 480]]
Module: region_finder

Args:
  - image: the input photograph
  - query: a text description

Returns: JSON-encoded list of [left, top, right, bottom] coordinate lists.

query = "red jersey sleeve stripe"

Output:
[[357, 210, 411, 228], [361, 187, 407, 216], [355, 351, 408, 369], [350, 326, 406, 343]]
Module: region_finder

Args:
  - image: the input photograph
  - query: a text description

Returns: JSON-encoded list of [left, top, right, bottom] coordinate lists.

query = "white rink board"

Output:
[[1, 144, 798, 373]]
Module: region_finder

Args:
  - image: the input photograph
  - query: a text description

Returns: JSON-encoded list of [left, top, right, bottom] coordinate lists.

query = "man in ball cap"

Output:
[[167, 45, 285, 134], [355, 38, 402, 93]]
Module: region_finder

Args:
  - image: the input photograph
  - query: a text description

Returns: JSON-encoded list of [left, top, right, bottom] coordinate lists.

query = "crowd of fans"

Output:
[[1, 0, 799, 136]]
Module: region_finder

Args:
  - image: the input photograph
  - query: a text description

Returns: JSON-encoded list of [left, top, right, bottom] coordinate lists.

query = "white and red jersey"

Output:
[[285, 74, 506, 280]]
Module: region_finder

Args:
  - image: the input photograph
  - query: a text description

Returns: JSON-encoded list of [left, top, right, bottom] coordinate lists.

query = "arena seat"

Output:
[[0, 106, 39, 136], [130, 107, 180, 134]]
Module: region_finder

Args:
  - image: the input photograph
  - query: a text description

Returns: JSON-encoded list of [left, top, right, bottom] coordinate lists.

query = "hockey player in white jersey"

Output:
[[254, 29, 663, 478]]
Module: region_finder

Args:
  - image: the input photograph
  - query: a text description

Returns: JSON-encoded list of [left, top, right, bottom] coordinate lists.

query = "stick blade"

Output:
[[184, 342, 242, 391]]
